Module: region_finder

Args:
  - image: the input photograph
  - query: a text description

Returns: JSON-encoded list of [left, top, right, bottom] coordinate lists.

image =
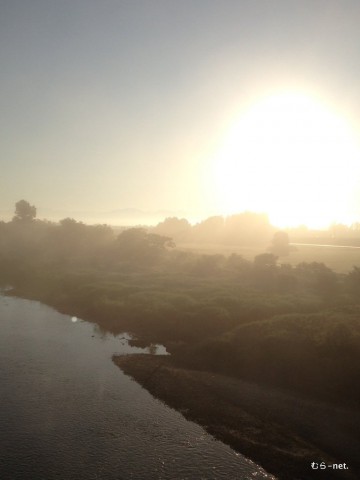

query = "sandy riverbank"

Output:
[[113, 355, 359, 480]]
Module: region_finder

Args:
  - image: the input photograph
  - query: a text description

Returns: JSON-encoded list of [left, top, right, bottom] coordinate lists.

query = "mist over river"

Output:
[[0, 295, 274, 480]]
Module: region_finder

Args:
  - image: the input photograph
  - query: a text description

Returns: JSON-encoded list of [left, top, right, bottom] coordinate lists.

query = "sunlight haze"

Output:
[[211, 92, 360, 228], [1, 1, 360, 228], [2, 4, 360, 478]]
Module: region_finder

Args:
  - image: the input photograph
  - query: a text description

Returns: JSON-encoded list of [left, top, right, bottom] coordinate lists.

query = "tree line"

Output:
[[1, 200, 360, 406]]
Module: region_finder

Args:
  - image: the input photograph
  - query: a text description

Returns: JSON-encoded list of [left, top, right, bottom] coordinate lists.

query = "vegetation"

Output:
[[1, 201, 360, 408]]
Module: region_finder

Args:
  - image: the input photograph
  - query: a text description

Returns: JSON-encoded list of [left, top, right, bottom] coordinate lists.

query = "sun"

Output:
[[211, 92, 360, 228]]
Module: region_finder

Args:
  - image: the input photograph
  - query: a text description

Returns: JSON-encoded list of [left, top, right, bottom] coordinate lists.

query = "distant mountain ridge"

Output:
[[26, 207, 189, 226]]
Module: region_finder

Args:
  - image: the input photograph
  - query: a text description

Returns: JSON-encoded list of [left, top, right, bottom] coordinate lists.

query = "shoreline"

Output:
[[113, 354, 359, 480], [5, 290, 360, 479]]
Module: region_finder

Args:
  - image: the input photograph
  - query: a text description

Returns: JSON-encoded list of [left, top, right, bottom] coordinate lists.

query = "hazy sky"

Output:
[[1, 1, 360, 225]]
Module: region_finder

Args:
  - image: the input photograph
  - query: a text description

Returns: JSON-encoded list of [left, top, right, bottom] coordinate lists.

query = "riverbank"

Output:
[[113, 354, 359, 480], [5, 281, 360, 478]]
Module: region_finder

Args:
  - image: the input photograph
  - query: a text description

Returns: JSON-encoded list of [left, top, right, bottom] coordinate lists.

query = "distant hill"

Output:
[[32, 207, 188, 226]]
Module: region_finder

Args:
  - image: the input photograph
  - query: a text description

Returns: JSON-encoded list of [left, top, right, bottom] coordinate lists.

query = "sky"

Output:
[[1, 0, 360, 226]]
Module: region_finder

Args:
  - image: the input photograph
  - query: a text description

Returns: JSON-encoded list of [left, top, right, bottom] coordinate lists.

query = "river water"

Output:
[[0, 295, 274, 480]]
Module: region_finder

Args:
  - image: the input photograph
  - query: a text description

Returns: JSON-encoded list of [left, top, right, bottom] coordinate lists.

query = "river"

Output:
[[0, 295, 274, 480]]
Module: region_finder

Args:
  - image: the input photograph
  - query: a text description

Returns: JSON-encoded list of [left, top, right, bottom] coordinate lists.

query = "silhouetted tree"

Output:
[[192, 254, 225, 275], [296, 262, 338, 297], [254, 252, 278, 267], [270, 231, 290, 256], [13, 200, 36, 222], [226, 253, 251, 274], [153, 217, 191, 242], [224, 212, 273, 245], [115, 228, 174, 264], [192, 216, 224, 242]]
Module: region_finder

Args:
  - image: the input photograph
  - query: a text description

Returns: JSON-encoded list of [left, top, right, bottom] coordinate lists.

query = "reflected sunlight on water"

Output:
[[0, 295, 275, 480]]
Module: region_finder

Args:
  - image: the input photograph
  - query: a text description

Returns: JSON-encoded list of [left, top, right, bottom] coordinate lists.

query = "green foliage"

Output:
[[114, 228, 174, 265], [2, 200, 360, 406], [295, 262, 339, 297], [254, 252, 278, 267], [346, 266, 360, 296], [181, 311, 360, 404]]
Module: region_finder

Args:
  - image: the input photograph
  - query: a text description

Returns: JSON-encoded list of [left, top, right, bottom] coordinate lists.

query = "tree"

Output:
[[115, 228, 174, 264], [226, 253, 251, 274], [270, 231, 290, 256], [192, 215, 225, 242], [224, 212, 273, 245], [192, 254, 225, 275], [13, 200, 36, 222], [254, 252, 278, 268], [153, 217, 191, 242], [296, 262, 338, 297]]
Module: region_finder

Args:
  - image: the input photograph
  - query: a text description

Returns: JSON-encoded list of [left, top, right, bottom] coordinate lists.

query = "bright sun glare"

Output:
[[212, 92, 360, 228]]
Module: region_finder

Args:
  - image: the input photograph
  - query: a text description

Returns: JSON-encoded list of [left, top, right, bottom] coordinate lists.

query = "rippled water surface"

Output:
[[0, 295, 274, 479]]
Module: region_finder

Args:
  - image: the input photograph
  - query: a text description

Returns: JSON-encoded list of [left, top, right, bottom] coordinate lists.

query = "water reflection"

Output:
[[0, 295, 274, 480], [89, 322, 168, 355]]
